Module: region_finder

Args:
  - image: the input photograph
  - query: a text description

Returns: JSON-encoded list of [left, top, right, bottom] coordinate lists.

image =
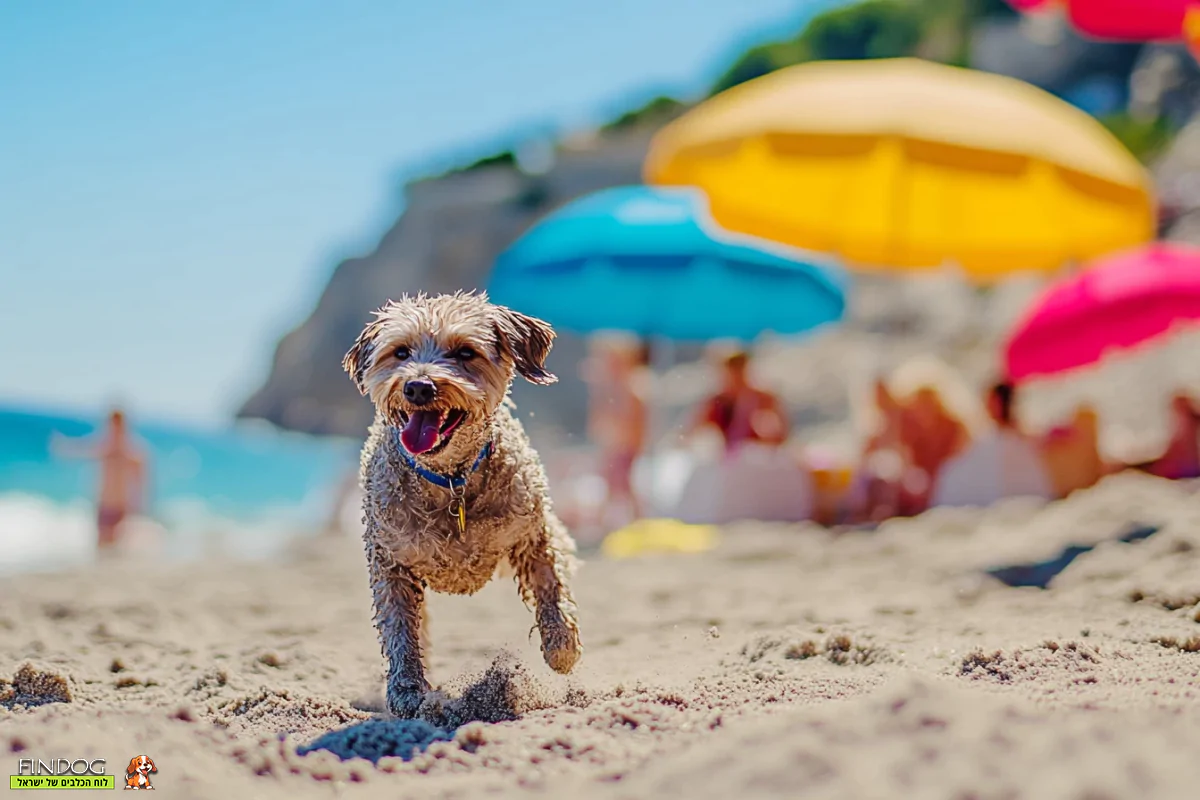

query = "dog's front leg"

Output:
[[510, 517, 582, 674], [368, 548, 430, 717]]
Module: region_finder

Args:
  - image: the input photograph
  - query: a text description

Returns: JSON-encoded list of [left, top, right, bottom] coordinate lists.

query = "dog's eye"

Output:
[[454, 347, 477, 362], [394, 346, 410, 361]]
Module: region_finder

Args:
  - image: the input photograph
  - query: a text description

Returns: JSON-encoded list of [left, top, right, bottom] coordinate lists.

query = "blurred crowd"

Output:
[[563, 344, 1200, 535]]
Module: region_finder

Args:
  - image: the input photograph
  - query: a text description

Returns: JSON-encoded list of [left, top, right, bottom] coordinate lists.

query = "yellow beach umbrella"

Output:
[[644, 58, 1154, 281]]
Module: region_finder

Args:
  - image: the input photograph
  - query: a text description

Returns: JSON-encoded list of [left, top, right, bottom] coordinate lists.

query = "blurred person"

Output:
[[684, 348, 789, 457], [54, 408, 149, 551], [583, 336, 650, 527], [1138, 392, 1200, 480], [854, 377, 909, 522], [930, 380, 1053, 508], [1040, 404, 1109, 498], [672, 347, 812, 526], [855, 358, 982, 520]]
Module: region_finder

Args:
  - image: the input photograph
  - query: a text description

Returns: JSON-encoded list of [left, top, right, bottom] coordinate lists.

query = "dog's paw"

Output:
[[545, 646, 580, 674], [385, 683, 427, 719], [386, 689, 423, 719], [540, 626, 582, 674]]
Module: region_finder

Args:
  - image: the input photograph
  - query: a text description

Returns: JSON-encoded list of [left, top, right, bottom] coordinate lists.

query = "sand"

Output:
[[2, 471, 1200, 798]]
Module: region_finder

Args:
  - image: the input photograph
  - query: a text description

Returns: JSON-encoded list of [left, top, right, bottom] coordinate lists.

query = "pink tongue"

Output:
[[401, 410, 443, 454]]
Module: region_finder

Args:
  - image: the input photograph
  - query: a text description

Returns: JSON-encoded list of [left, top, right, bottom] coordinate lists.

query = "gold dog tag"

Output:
[[448, 487, 467, 534], [440, 441, 491, 536]]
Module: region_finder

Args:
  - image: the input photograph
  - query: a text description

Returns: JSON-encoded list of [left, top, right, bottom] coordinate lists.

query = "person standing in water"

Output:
[[56, 408, 149, 551]]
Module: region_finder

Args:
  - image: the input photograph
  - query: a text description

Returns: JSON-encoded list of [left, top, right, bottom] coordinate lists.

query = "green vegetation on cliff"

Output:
[[1100, 112, 1177, 162], [708, 0, 1015, 94], [709, 0, 924, 94], [601, 96, 687, 132], [594, 0, 1023, 139]]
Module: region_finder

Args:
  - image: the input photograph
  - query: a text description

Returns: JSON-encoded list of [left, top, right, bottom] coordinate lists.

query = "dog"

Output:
[[123, 755, 156, 790], [342, 291, 582, 718]]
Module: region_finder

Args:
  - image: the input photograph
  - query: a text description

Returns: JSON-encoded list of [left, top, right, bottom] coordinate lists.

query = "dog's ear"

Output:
[[492, 306, 557, 385], [342, 317, 384, 395], [146, 758, 157, 774], [125, 758, 139, 777]]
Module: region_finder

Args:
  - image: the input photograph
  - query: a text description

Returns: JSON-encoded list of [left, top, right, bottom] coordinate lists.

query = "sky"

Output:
[[0, 0, 841, 426]]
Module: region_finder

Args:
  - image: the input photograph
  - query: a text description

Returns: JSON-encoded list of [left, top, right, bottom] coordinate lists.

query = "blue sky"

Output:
[[0, 0, 841, 425]]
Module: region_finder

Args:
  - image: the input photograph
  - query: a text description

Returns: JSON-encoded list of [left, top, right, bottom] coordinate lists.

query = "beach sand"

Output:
[[3, 470, 1200, 798]]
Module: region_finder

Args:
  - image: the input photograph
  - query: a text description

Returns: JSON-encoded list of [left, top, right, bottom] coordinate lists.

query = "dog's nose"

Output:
[[403, 378, 436, 406]]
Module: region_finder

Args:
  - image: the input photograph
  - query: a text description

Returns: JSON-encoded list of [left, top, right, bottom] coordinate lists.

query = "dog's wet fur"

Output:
[[343, 291, 581, 718]]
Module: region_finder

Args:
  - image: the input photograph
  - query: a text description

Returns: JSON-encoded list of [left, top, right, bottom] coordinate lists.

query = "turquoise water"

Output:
[[0, 404, 360, 571]]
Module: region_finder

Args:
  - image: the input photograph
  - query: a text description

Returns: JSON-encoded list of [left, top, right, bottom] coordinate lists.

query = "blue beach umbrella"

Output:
[[488, 186, 847, 341]]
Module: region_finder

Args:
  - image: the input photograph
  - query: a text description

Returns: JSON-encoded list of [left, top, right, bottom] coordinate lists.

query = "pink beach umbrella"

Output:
[[1004, 0, 1191, 41], [1068, 0, 1189, 40], [1004, 243, 1200, 382]]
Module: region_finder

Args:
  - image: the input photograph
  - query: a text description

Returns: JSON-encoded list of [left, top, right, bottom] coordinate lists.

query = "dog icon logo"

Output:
[[123, 755, 156, 790]]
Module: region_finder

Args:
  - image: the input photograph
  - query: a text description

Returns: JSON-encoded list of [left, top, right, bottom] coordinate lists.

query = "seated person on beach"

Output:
[[1040, 404, 1109, 498], [583, 337, 650, 526], [930, 380, 1054, 508], [670, 348, 814, 525], [54, 408, 149, 550], [856, 358, 980, 520], [684, 348, 789, 458], [855, 378, 908, 522], [1138, 392, 1200, 481]]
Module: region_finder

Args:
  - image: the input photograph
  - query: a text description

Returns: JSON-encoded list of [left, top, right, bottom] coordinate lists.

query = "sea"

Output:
[[0, 404, 361, 574]]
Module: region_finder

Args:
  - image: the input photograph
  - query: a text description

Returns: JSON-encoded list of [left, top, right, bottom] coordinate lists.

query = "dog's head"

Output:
[[343, 292, 556, 467], [126, 756, 156, 777]]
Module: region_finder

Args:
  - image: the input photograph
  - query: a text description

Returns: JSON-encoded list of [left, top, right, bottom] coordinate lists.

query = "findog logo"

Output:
[[123, 755, 157, 791], [10, 758, 112, 790]]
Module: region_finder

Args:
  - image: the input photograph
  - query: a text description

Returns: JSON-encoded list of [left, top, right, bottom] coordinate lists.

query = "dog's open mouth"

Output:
[[397, 408, 467, 455]]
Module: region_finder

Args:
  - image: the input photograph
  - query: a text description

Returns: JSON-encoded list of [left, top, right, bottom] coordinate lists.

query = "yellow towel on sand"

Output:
[[600, 519, 719, 559]]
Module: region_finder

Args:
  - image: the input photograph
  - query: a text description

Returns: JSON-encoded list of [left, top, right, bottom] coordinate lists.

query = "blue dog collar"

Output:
[[396, 437, 494, 491]]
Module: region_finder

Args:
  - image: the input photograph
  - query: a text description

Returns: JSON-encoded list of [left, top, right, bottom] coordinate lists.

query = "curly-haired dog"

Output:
[[343, 291, 582, 718], [123, 755, 156, 790]]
